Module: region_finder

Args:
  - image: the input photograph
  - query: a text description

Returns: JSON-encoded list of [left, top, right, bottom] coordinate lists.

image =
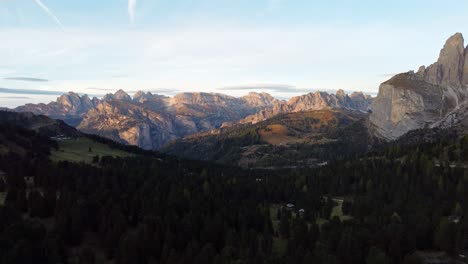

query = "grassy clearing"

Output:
[[0, 192, 6, 206], [330, 198, 353, 222], [50, 137, 133, 164]]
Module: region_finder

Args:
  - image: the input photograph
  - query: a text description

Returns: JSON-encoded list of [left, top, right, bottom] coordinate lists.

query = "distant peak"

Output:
[[133, 90, 146, 97], [66, 91, 80, 97], [336, 89, 346, 97], [114, 89, 131, 101], [115, 89, 128, 95]]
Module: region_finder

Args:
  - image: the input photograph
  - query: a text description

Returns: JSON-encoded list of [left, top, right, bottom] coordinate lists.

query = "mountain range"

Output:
[[10, 32, 468, 162], [11, 89, 372, 150]]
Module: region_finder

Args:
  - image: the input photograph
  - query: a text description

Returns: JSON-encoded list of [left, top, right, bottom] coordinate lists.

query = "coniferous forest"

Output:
[[0, 119, 467, 264]]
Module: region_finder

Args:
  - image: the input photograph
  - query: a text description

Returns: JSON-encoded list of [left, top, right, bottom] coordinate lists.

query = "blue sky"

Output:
[[0, 0, 467, 107]]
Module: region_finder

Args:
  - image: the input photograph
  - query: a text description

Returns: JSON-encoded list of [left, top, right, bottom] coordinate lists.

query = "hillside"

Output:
[[164, 109, 373, 168], [0, 112, 467, 263]]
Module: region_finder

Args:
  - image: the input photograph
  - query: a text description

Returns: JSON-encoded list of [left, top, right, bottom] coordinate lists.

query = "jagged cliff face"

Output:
[[238, 90, 372, 125], [76, 90, 278, 149], [370, 33, 468, 140], [77, 99, 177, 150]]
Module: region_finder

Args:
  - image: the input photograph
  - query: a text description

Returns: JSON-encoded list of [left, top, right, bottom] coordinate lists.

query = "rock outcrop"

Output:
[[370, 33, 468, 140]]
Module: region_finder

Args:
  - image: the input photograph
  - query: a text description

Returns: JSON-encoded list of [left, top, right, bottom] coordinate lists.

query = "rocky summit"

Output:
[[370, 33, 468, 140]]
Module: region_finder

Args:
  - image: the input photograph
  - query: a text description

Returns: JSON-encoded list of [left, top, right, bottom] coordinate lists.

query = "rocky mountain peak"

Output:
[[133, 91, 155, 103], [349, 91, 365, 101], [114, 89, 132, 101], [421, 32, 466, 88], [370, 33, 468, 140], [336, 89, 346, 98], [241, 92, 277, 107]]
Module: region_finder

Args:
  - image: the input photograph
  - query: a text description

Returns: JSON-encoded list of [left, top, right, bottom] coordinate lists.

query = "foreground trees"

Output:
[[0, 127, 467, 263]]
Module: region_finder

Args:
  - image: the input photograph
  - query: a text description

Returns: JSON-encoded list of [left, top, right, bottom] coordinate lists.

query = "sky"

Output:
[[0, 0, 467, 107]]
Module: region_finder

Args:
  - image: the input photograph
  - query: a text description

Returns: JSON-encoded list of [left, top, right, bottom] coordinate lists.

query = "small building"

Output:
[[448, 215, 461, 224], [298, 209, 305, 216]]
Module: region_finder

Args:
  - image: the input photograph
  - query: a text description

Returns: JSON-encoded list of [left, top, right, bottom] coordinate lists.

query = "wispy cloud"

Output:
[[86, 87, 114, 91], [33, 0, 64, 30], [128, 0, 136, 23], [0, 96, 31, 99], [0, 87, 63, 95], [4, 77, 49, 82], [218, 84, 312, 93]]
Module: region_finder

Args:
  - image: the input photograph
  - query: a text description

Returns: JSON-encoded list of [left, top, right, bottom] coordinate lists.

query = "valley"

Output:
[[164, 109, 371, 168]]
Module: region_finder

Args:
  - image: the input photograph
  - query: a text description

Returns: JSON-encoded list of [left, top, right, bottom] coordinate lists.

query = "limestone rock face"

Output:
[[463, 46, 468, 85], [76, 91, 279, 149], [370, 33, 468, 140], [78, 100, 177, 149]]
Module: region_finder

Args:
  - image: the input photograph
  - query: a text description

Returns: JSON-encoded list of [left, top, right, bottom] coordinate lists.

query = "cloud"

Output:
[[4, 77, 49, 82], [0, 96, 31, 99], [218, 84, 313, 93], [128, 0, 136, 22], [86, 87, 114, 91], [33, 0, 64, 30], [0, 87, 64, 95]]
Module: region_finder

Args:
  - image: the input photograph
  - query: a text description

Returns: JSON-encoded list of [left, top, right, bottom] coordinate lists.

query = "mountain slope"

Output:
[[164, 109, 372, 168], [370, 33, 468, 140], [237, 90, 372, 125], [0, 111, 80, 138], [14, 92, 100, 126]]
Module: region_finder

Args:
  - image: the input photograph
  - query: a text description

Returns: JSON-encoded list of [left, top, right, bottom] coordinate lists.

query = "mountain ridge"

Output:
[[12, 89, 372, 149]]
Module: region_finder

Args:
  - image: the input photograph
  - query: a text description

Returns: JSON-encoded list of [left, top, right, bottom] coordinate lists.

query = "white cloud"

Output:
[[0, 23, 461, 106], [33, 0, 64, 30], [128, 0, 136, 22]]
